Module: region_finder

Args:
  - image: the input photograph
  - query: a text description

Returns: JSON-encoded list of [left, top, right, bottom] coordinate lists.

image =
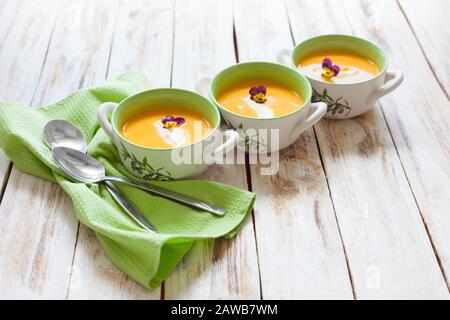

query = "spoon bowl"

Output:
[[44, 120, 87, 153], [52, 146, 105, 183]]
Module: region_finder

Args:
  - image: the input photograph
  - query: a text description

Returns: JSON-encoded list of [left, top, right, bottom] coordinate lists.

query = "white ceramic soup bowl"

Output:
[[196, 62, 327, 153], [277, 34, 404, 119], [97, 88, 238, 180]]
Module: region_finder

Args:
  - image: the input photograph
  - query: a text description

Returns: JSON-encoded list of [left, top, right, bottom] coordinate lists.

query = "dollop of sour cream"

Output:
[[243, 96, 275, 118], [154, 121, 186, 147]]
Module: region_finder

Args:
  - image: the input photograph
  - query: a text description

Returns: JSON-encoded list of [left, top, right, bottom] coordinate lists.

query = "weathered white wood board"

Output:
[[398, 0, 450, 96], [285, 0, 449, 298], [0, 0, 59, 202], [67, 223, 159, 299], [343, 0, 450, 295], [233, 0, 354, 299], [0, 0, 119, 299], [0, 0, 61, 299], [67, 0, 174, 300], [107, 0, 173, 88], [0, 0, 58, 102], [0, 0, 448, 299], [32, 0, 118, 106], [164, 0, 260, 300], [0, 172, 78, 299]]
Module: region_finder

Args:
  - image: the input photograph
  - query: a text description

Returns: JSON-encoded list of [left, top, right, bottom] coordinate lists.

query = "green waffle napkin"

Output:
[[0, 71, 255, 289]]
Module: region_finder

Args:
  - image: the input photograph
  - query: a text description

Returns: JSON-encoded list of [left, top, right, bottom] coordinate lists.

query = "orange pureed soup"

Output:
[[297, 51, 380, 84], [120, 107, 212, 149], [217, 80, 304, 119]]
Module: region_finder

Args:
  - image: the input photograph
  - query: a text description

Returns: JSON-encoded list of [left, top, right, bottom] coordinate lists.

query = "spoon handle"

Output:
[[105, 176, 225, 216], [104, 181, 158, 233]]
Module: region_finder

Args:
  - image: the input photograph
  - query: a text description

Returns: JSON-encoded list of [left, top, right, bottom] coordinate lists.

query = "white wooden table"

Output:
[[0, 0, 449, 300]]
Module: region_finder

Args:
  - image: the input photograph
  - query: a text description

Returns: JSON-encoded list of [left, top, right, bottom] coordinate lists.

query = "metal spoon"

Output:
[[52, 146, 225, 216], [44, 119, 88, 152], [44, 120, 158, 232]]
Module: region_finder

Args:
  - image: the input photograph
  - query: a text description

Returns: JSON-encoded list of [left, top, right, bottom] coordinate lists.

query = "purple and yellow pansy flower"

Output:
[[321, 58, 340, 78], [249, 85, 267, 103], [162, 115, 186, 129]]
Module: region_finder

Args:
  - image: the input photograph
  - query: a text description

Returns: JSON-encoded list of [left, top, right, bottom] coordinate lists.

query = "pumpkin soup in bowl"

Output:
[[217, 80, 304, 119], [297, 51, 380, 84], [120, 107, 213, 149], [197, 61, 327, 153], [97, 88, 238, 180], [277, 34, 403, 119]]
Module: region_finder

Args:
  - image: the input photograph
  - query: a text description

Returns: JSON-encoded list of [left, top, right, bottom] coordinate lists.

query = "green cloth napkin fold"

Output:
[[0, 71, 255, 289]]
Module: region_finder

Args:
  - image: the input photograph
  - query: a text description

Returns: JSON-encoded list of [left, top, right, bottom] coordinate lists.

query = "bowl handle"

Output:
[[276, 48, 292, 66], [97, 102, 118, 143], [367, 70, 404, 105], [195, 76, 213, 96], [204, 130, 239, 164], [289, 102, 327, 140]]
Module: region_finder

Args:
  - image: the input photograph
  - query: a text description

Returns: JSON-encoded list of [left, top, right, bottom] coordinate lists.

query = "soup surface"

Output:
[[217, 80, 304, 119], [120, 107, 212, 148], [297, 51, 380, 84]]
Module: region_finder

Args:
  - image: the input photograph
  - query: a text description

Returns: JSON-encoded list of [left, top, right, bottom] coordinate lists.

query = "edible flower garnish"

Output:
[[249, 85, 267, 103], [321, 58, 340, 78], [161, 115, 186, 129]]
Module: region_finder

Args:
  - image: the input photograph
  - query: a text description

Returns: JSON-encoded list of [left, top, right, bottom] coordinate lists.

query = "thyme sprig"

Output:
[[312, 88, 351, 116], [120, 143, 174, 181]]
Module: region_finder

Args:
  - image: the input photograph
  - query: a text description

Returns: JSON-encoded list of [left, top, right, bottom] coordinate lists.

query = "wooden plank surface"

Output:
[[0, 0, 58, 102], [0, 0, 61, 299], [164, 0, 260, 300], [343, 0, 450, 294], [0, 0, 118, 299], [67, 0, 173, 300], [107, 0, 173, 87], [398, 0, 450, 96], [285, 0, 449, 298], [0, 0, 448, 299], [0, 0, 59, 203], [233, 0, 354, 299]]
